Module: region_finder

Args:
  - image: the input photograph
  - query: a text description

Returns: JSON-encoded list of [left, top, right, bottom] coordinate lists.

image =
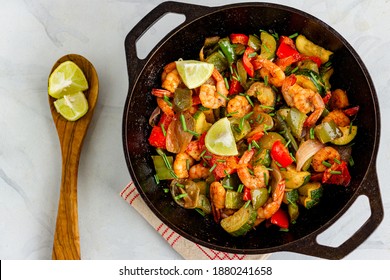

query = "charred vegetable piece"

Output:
[[220, 205, 257, 237]]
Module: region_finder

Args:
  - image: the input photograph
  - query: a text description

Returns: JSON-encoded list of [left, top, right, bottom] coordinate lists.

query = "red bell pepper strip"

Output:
[[243, 187, 251, 201], [242, 47, 256, 77], [322, 161, 351, 186], [228, 64, 244, 95], [270, 208, 289, 229], [246, 131, 264, 143], [148, 126, 166, 149], [276, 36, 300, 59], [343, 106, 360, 117], [230, 33, 249, 45], [322, 91, 332, 105], [270, 140, 294, 168]]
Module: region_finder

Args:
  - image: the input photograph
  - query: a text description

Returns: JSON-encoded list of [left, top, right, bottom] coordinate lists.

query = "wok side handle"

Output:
[[285, 165, 383, 259], [124, 1, 212, 82]]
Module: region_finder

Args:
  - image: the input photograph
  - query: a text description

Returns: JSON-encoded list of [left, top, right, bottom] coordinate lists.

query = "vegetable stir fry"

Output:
[[147, 30, 358, 236]]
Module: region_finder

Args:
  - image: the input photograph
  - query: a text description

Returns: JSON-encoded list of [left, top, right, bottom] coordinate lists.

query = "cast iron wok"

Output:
[[122, 1, 383, 259]]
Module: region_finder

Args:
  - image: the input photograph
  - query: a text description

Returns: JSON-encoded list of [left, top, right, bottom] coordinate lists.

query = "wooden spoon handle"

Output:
[[52, 122, 83, 260]]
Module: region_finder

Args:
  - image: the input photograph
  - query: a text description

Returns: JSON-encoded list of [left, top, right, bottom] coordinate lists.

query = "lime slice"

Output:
[[205, 117, 238, 156], [175, 60, 214, 89], [54, 91, 89, 121], [48, 61, 89, 98]]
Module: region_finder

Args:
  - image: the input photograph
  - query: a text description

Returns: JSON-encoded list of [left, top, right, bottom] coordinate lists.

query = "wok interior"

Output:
[[124, 5, 377, 252]]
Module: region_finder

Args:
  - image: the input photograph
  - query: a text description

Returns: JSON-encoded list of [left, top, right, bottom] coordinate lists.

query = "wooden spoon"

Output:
[[48, 54, 99, 260]]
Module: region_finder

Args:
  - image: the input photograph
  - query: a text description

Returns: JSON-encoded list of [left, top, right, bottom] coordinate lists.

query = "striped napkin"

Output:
[[120, 181, 270, 260]]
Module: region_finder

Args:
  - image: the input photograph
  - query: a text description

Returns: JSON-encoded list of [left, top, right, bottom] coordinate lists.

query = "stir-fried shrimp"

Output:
[[237, 149, 269, 189], [156, 97, 175, 117], [151, 88, 173, 98], [312, 146, 341, 172], [256, 178, 285, 221], [322, 109, 350, 126], [161, 62, 181, 93], [210, 181, 226, 223], [246, 82, 276, 113], [227, 95, 252, 118], [252, 57, 286, 87], [282, 75, 325, 127], [173, 152, 194, 179], [189, 164, 210, 179], [199, 68, 228, 109]]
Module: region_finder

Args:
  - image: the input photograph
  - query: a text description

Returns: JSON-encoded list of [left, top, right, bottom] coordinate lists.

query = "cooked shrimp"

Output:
[[199, 68, 228, 109], [227, 95, 252, 118], [256, 178, 285, 222], [322, 109, 350, 127], [246, 82, 276, 113], [210, 181, 226, 223], [312, 146, 341, 172], [156, 97, 175, 117], [252, 57, 285, 87], [237, 149, 269, 189], [151, 88, 173, 98], [189, 164, 210, 180], [161, 62, 181, 93], [282, 75, 325, 127], [173, 152, 194, 179]]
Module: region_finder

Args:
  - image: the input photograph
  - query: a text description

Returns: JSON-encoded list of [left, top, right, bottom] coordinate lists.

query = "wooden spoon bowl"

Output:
[[49, 54, 98, 260]]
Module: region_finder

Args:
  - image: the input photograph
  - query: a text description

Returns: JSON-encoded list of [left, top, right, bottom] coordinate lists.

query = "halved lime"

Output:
[[175, 60, 214, 89], [48, 61, 89, 98], [54, 91, 89, 121], [205, 117, 238, 156]]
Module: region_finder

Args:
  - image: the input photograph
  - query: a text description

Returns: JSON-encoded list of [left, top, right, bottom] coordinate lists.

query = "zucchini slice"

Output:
[[220, 205, 257, 237]]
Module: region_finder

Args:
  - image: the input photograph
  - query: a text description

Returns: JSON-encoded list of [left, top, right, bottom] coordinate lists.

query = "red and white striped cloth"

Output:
[[120, 181, 270, 260]]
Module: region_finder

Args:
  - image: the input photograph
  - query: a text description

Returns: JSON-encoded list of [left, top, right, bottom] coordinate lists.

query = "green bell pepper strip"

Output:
[[286, 107, 307, 139], [314, 120, 343, 143], [151, 155, 175, 180], [276, 112, 299, 152], [205, 51, 228, 73], [218, 37, 236, 66], [173, 88, 192, 112]]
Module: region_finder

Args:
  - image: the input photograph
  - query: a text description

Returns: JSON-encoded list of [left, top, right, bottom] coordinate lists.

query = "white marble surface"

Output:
[[1, 0, 389, 260]]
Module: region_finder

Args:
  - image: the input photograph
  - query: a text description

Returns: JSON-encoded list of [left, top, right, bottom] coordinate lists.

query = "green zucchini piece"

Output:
[[298, 182, 323, 209], [281, 167, 311, 189], [229, 117, 251, 141], [220, 205, 257, 237], [247, 34, 261, 51], [288, 203, 299, 224], [259, 31, 277, 59], [295, 34, 333, 64], [196, 194, 211, 214], [331, 125, 357, 145], [254, 148, 272, 167], [283, 188, 299, 205]]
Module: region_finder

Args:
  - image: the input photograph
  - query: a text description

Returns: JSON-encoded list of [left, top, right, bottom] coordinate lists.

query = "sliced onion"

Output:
[[296, 139, 324, 171], [166, 112, 194, 153], [148, 106, 161, 126]]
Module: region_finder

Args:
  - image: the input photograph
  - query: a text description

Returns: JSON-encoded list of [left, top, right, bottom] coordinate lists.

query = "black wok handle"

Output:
[[284, 164, 384, 259], [124, 1, 212, 84]]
